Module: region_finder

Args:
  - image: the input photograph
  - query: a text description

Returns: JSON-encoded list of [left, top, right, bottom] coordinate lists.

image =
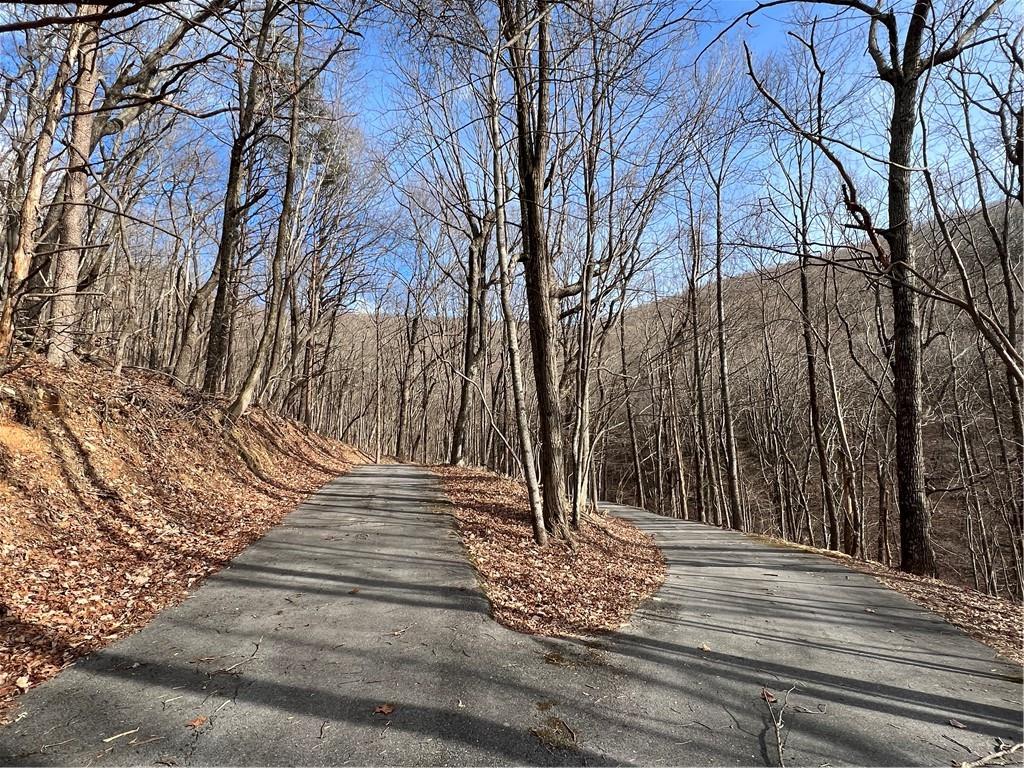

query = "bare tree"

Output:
[[741, 0, 1006, 575]]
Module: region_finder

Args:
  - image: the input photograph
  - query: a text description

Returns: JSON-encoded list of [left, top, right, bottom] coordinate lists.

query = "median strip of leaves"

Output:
[[433, 465, 665, 637]]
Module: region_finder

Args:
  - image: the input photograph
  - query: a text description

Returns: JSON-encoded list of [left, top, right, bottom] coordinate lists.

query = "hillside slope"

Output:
[[0, 357, 366, 715]]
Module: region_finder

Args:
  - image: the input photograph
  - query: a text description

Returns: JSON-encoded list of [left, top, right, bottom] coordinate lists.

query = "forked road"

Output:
[[2, 465, 1021, 766]]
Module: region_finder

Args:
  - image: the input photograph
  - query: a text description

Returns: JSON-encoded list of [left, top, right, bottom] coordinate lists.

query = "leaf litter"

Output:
[[432, 465, 666, 637], [0, 358, 367, 719]]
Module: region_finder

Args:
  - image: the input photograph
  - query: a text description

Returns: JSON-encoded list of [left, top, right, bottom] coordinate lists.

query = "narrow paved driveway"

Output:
[[2, 466, 1020, 766]]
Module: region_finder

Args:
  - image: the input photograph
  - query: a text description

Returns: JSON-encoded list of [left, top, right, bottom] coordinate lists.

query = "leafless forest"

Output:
[[0, 1, 1020, 596]]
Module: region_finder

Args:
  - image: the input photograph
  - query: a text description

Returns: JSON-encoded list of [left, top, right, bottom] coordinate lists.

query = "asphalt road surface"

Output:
[[2, 465, 1021, 766]]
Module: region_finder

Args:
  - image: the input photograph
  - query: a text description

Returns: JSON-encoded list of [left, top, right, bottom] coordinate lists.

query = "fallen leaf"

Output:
[[948, 719, 967, 729], [187, 716, 207, 729], [761, 688, 778, 703], [348, 588, 360, 595], [373, 703, 395, 716], [14, 676, 29, 691], [699, 643, 711, 652]]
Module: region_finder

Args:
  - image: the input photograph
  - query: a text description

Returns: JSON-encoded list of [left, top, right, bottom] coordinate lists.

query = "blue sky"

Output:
[[348, 1, 799, 145]]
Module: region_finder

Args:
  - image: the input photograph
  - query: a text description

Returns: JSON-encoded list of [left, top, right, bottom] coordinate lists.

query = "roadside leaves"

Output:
[[0, 359, 363, 720]]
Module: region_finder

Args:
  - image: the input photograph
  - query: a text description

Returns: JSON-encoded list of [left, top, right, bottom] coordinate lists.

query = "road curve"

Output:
[[1, 465, 1020, 766]]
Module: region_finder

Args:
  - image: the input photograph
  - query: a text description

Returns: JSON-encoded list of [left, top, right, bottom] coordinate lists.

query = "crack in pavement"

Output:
[[1, 466, 1021, 766]]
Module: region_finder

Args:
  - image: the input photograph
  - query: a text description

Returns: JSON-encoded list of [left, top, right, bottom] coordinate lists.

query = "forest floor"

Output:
[[2, 465, 1020, 766], [0, 357, 367, 718]]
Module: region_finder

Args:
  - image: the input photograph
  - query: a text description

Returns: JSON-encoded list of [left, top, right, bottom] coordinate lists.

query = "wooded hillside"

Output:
[[0, 1, 1020, 599]]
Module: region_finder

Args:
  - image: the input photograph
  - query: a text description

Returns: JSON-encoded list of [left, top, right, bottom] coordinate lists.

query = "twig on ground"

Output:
[[101, 728, 139, 744], [213, 698, 232, 715], [129, 736, 165, 747], [762, 685, 797, 768], [564, 719, 578, 744], [943, 734, 979, 755], [959, 742, 1023, 768], [41, 739, 73, 751], [217, 637, 263, 674]]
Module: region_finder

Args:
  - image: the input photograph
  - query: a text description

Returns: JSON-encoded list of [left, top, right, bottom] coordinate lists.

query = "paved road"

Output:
[[1, 465, 1021, 766]]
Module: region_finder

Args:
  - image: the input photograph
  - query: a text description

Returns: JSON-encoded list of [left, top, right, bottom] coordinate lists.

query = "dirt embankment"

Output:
[[0, 358, 366, 715]]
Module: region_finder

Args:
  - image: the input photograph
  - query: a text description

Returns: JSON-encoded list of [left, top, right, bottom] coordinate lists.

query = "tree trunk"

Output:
[[488, 53, 546, 545], [204, 3, 275, 394], [620, 314, 646, 509], [688, 225, 712, 524], [503, 0, 571, 537], [713, 181, 743, 531], [396, 311, 420, 460], [887, 80, 936, 576], [0, 19, 84, 357], [799, 256, 841, 548], [46, 8, 101, 367], [450, 234, 486, 465], [228, 7, 299, 420], [203, 118, 249, 394]]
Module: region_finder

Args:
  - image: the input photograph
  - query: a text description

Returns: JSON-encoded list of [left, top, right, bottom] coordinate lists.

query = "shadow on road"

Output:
[[2, 466, 1020, 766]]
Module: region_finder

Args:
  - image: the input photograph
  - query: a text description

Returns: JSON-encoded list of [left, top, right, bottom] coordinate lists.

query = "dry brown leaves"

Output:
[[433, 465, 666, 637], [751, 534, 1023, 665], [0, 357, 366, 718]]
